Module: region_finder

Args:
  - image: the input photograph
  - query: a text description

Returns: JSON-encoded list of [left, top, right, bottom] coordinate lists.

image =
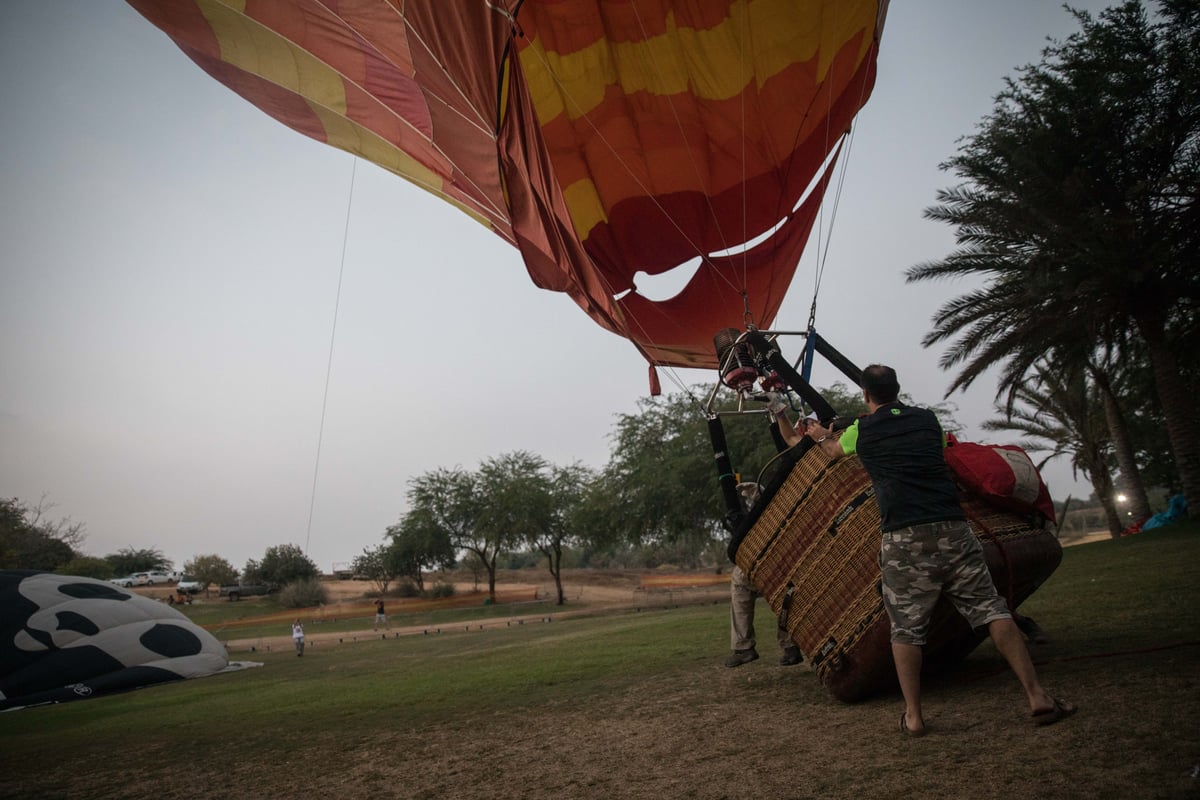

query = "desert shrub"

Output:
[[394, 579, 420, 597], [431, 581, 455, 598], [278, 577, 327, 608]]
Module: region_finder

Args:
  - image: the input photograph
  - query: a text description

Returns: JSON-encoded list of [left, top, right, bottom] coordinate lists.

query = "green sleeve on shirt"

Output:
[[838, 419, 860, 455]]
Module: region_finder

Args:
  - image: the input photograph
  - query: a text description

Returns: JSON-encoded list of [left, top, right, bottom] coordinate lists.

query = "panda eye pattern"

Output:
[[57, 582, 131, 602], [1, 571, 229, 710], [139, 624, 204, 658], [55, 610, 101, 637]]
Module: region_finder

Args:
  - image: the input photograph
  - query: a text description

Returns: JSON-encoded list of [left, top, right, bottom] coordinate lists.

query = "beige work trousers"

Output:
[[730, 564, 792, 652]]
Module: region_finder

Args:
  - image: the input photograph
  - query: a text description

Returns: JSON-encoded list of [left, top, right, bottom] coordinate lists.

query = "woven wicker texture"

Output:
[[734, 442, 1062, 702]]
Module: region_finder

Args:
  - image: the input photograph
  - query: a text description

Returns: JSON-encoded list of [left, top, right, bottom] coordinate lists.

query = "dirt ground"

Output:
[[109, 555, 1199, 800], [22, 548, 1200, 799]]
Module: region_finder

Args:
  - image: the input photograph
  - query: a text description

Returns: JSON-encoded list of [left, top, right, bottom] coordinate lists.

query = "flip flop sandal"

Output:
[[1032, 697, 1077, 727], [900, 712, 927, 738]]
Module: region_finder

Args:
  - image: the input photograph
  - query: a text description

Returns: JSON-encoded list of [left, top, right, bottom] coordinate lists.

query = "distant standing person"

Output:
[[374, 598, 389, 631], [292, 620, 305, 657], [726, 479, 803, 668], [805, 364, 1075, 736], [725, 564, 802, 667]]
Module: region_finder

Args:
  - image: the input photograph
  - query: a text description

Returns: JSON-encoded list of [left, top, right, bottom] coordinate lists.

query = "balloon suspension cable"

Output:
[[305, 158, 357, 557]]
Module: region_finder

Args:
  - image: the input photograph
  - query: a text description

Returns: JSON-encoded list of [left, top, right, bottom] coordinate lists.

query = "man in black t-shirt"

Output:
[[805, 365, 1075, 736]]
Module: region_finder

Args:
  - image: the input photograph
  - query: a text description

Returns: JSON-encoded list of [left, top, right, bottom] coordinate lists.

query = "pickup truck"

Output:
[[218, 583, 275, 601]]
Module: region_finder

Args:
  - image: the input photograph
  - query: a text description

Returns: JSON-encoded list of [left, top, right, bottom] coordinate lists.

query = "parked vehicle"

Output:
[[176, 576, 205, 595], [218, 583, 275, 601], [110, 576, 135, 588], [132, 571, 172, 586]]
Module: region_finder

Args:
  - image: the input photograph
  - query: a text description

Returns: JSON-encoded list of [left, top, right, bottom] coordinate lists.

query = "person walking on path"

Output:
[[292, 619, 305, 657], [805, 364, 1076, 736]]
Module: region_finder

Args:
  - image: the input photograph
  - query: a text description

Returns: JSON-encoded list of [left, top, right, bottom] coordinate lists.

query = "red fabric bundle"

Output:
[[944, 440, 1056, 523]]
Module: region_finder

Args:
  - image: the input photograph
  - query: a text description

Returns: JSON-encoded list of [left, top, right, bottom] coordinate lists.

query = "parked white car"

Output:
[[177, 576, 205, 594], [110, 576, 135, 587]]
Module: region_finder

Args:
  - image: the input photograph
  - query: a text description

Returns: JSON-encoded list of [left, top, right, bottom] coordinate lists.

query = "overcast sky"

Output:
[[1, 2, 1114, 573]]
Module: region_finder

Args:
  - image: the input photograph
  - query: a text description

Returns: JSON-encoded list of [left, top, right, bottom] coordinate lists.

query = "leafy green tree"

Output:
[[384, 511, 455, 594], [405, 466, 509, 599], [907, 1, 1200, 518], [352, 545, 397, 595], [182, 554, 238, 594], [534, 462, 593, 605], [56, 556, 114, 579], [105, 546, 171, 576], [0, 497, 80, 571], [475, 452, 548, 601], [599, 391, 727, 565], [249, 544, 319, 586]]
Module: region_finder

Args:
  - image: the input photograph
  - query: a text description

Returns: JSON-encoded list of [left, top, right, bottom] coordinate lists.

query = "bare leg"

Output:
[[892, 642, 926, 733], [987, 618, 1056, 712]]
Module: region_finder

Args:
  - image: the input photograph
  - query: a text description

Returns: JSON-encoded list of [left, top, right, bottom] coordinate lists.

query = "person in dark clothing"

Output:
[[374, 598, 389, 631], [805, 364, 1075, 736]]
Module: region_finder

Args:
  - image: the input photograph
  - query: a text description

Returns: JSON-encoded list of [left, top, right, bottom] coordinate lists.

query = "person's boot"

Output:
[[778, 645, 803, 666], [724, 648, 759, 667]]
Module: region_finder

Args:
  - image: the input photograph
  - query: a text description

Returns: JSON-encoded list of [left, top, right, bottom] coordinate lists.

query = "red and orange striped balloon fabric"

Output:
[[128, 0, 885, 372]]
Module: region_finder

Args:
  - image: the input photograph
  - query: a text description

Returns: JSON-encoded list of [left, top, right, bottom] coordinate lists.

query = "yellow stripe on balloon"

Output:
[[197, 0, 349, 117], [309, 103, 496, 231], [520, 0, 877, 123], [561, 178, 609, 245]]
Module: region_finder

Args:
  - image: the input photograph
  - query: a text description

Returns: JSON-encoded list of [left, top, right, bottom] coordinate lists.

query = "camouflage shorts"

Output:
[[878, 519, 1011, 646]]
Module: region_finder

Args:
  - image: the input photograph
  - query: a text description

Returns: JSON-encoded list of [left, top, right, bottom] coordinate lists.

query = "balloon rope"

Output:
[[304, 158, 357, 556]]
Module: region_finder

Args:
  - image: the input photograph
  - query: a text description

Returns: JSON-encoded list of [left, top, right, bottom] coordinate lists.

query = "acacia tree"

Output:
[[406, 466, 507, 601], [182, 554, 238, 594], [527, 461, 593, 605], [352, 545, 397, 595], [907, 1, 1200, 518], [475, 452, 551, 601], [247, 544, 318, 586], [382, 514, 456, 593], [105, 546, 171, 576], [0, 497, 80, 571]]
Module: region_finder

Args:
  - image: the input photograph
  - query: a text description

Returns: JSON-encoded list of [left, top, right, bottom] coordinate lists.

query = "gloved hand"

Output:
[[766, 391, 788, 414]]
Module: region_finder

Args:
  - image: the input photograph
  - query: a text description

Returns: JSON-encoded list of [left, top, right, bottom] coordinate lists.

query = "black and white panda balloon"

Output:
[[1, 570, 229, 710]]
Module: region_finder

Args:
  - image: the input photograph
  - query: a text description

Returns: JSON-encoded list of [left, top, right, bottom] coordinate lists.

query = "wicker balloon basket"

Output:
[[732, 441, 1062, 702]]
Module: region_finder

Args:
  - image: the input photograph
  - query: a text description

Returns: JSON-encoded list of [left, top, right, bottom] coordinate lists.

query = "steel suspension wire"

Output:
[[305, 157, 357, 557]]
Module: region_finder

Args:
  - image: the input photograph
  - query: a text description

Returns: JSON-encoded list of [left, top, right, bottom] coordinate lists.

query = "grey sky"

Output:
[[1, 2, 1112, 573]]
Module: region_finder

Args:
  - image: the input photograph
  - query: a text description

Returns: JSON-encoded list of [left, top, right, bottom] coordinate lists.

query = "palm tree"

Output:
[[908, 2, 1200, 518], [981, 361, 1121, 536]]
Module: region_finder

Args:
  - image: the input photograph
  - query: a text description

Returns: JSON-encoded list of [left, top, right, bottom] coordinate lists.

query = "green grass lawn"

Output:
[[2, 525, 1197, 800]]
